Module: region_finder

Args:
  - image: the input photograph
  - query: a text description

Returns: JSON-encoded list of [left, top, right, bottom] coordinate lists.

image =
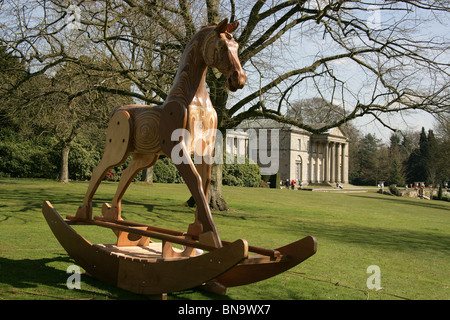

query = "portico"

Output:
[[309, 139, 349, 185]]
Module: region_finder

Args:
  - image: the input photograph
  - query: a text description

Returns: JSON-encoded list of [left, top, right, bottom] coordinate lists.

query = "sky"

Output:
[[351, 13, 448, 141], [2, 0, 446, 143], [352, 109, 438, 142], [230, 1, 449, 143]]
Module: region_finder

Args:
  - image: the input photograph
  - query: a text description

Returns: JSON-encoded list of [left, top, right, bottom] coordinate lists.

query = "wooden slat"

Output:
[[67, 215, 281, 258], [96, 217, 281, 257], [222, 240, 280, 258], [67, 216, 281, 258], [75, 218, 220, 252], [94, 216, 185, 237]]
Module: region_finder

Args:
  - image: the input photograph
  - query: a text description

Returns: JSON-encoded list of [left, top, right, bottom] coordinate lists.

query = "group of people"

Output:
[[284, 179, 297, 190], [284, 180, 344, 190]]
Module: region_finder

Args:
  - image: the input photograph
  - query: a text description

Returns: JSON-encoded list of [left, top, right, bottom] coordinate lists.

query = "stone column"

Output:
[[329, 142, 334, 183], [324, 142, 329, 183], [342, 142, 348, 183], [336, 143, 340, 183], [319, 142, 323, 183], [308, 140, 312, 183], [317, 142, 321, 183], [315, 142, 319, 183], [334, 142, 340, 183]]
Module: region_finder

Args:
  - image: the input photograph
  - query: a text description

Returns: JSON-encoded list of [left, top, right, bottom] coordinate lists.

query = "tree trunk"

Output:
[[58, 132, 77, 183], [209, 162, 228, 211], [206, 65, 230, 211], [143, 167, 153, 183], [186, 163, 228, 210], [58, 143, 72, 183]]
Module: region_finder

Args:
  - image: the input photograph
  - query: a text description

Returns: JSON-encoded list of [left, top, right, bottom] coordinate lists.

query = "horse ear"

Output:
[[227, 21, 239, 33], [214, 18, 229, 33]]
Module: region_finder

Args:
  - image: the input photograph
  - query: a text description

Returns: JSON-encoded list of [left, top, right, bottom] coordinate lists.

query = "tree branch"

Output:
[[230, 48, 379, 116]]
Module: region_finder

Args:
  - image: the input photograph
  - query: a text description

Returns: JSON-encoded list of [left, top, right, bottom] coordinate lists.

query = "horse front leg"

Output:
[[159, 102, 222, 248], [172, 141, 222, 248], [186, 152, 213, 239]]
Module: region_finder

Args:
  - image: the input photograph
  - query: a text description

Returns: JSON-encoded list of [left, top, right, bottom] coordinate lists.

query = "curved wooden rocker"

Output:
[[42, 19, 316, 297], [42, 201, 248, 296]]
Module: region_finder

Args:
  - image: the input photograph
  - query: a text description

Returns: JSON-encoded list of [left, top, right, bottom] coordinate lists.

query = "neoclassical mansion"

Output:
[[226, 118, 349, 187]]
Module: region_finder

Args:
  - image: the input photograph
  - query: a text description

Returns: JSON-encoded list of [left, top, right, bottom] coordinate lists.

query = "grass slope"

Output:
[[0, 179, 449, 300]]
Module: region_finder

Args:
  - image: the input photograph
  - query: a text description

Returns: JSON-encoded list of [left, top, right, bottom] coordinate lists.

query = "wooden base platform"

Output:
[[93, 242, 204, 262]]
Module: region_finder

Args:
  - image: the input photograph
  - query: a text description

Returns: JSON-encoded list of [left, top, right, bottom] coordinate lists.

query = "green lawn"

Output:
[[0, 179, 449, 300]]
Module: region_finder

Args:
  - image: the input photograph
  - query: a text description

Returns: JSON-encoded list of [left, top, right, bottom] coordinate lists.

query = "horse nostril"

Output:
[[228, 71, 246, 91]]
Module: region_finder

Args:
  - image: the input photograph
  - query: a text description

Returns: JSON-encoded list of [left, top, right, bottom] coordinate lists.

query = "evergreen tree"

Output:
[[425, 130, 438, 185], [406, 127, 440, 185], [388, 158, 406, 187], [387, 133, 406, 186], [407, 128, 427, 184], [351, 133, 383, 185], [434, 120, 450, 186]]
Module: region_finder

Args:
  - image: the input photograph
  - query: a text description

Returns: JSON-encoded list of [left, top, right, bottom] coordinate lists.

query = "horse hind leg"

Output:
[[73, 111, 132, 220], [102, 152, 159, 221]]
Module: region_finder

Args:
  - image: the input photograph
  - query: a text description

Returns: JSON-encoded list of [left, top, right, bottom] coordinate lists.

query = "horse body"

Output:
[[74, 19, 246, 248]]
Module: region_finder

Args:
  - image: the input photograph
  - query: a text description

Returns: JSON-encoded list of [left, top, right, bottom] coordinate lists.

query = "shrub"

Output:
[[102, 156, 136, 182], [0, 131, 59, 179], [262, 173, 280, 189], [223, 154, 261, 187], [152, 157, 183, 183], [259, 180, 270, 188], [442, 192, 450, 202], [389, 184, 402, 196], [68, 142, 102, 181]]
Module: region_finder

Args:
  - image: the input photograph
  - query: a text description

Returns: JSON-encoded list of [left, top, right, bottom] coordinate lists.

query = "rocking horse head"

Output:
[[202, 18, 247, 92]]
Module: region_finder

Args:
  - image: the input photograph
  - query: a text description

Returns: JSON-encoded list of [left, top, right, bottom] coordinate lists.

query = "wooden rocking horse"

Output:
[[42, 18, 316, 297]]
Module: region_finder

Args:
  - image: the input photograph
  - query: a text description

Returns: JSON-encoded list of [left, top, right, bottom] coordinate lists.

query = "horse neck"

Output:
[[165, 33, 210, 107]]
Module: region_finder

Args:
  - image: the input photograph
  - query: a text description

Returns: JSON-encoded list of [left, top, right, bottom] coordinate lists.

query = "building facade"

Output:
[[227, 118, 349, 186]]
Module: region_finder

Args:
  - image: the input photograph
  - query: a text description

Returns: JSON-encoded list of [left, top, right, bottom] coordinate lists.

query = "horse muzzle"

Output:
[[227, 70, 247, 92]]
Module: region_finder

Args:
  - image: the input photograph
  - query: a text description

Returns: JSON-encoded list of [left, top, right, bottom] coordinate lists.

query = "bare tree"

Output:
[[0, 1, 134, 182], [286, 97, 347, 124], [1, 0, 449, 207]]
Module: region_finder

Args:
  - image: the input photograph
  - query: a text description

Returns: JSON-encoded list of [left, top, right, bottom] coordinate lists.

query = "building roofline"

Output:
[[235, 118, 348, 140]]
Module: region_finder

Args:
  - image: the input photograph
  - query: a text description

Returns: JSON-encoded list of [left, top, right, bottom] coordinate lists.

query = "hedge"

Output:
[[0, 133, 261, 188], [222, 154, 261, 187], [0, 132, 59, 179]]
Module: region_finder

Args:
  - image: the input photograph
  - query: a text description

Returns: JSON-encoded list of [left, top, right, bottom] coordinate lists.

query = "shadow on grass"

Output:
[[284, 219, 450, 255], [0, 255, 147, 299], [0, 185, 192, 227], [349, 193, 450, 211], [0, 254, 233, 300]]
